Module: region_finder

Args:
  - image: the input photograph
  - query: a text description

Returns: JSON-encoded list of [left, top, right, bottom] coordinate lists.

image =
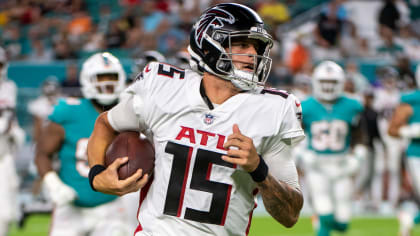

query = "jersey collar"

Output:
[[186, 74, 251, 114]]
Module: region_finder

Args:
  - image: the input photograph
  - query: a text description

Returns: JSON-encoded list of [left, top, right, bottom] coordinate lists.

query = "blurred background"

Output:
[[2, 0, 420, 235]]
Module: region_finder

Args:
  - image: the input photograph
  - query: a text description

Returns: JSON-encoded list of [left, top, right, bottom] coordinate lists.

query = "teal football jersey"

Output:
[[301, 96, 363, 155], [48, 98, 117, 207], [401, 90, 420, 158]]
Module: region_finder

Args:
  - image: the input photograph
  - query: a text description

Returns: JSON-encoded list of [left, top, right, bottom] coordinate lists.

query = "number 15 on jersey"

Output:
[[163, 141, 237, 225]]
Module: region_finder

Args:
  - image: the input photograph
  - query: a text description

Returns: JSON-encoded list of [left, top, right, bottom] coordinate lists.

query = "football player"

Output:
[[28, 77, 61, 143], [388, 64, 420, 236], [372, 66, 404, 210], [23, 77, 61, 217], [300, 61, 368, 236], [88, 3, 305, 236], [0, 46, 25, 235], [34, 52, 134, 235]]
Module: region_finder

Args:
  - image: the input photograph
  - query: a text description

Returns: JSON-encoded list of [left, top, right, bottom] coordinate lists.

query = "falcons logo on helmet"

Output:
[[195, 7, 235, 48]]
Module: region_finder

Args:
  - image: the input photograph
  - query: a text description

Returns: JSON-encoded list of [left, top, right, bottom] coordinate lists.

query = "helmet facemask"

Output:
[[217, 32, 272, 91], [205, 30, 272, 91], [313, 79, 344, 101], [89, 73, 120, 105]]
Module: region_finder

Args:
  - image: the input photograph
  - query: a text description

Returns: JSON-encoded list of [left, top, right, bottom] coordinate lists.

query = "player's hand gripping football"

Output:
[[222, 124, 260, 172], [93, 157, 149, 196]]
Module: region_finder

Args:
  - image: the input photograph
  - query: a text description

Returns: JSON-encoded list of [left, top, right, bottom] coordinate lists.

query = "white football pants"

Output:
[[50, 197, 132, 236], [372, 134, 404, 206], [0, 153, 19, 223], [406, 158, 420, 198], [304, 154, 353, 222]]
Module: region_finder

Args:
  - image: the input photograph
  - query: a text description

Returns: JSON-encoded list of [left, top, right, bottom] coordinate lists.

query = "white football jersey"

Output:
[[108, 62, 304, 236], [0, 79, 17, 109], [0, 80, 21, 224], [0, 79, 17, 151], [372, 88, 400, 133]]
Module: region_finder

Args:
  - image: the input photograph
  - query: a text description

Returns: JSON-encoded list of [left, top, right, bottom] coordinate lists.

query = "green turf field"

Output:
[[10, 215, 50, 236], [8, 215, 420, 236]]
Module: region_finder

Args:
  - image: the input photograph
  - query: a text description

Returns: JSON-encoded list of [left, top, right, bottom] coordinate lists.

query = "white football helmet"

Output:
[[80, 52, 126, 105], [0, 47, 8, 82], [312, 61, 345, 101]]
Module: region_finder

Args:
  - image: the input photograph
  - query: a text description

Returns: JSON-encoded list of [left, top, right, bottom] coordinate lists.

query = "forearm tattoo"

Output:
[[257, 174, 303, 227]]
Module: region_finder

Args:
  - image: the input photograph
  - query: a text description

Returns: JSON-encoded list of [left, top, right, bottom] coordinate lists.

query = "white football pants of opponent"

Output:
[[305, 153, 353, 220], [49, 196, 132, 236], [372, 120, 405, 208], [0, 121, 25, 235]]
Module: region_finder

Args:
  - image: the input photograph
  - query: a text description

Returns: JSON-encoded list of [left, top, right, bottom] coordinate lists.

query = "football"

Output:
[[105, 131, 155, 180]]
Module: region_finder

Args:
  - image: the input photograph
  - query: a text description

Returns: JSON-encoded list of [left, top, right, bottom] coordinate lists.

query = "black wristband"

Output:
[[249, 155, 268, 182], [88, 164, 106, 191]]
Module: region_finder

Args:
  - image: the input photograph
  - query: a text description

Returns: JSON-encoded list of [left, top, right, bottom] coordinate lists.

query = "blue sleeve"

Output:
[[354, 99, 364, 114], [48, 99, 70, 124], [400, 92, 419, 106], [301, 98, 311, 118], [301, 98, 313, 128], [350, 99, 364, 126], [400, 94, 409, 104]]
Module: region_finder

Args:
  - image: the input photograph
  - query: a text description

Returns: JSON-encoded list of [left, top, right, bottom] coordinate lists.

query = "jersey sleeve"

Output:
[[48, 98, 70, 124], [108, 62, 159, 132], [355, 99, 364, 113], [261, 135, 301, 189], [259, 94, 304, 189], [400, 91, 420, 106], [278, 94, 305, 145], [107, 95, 145, 132]]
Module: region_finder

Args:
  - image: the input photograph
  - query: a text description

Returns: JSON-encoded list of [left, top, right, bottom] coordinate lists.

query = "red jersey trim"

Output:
[[134, 175, 154, 235]]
